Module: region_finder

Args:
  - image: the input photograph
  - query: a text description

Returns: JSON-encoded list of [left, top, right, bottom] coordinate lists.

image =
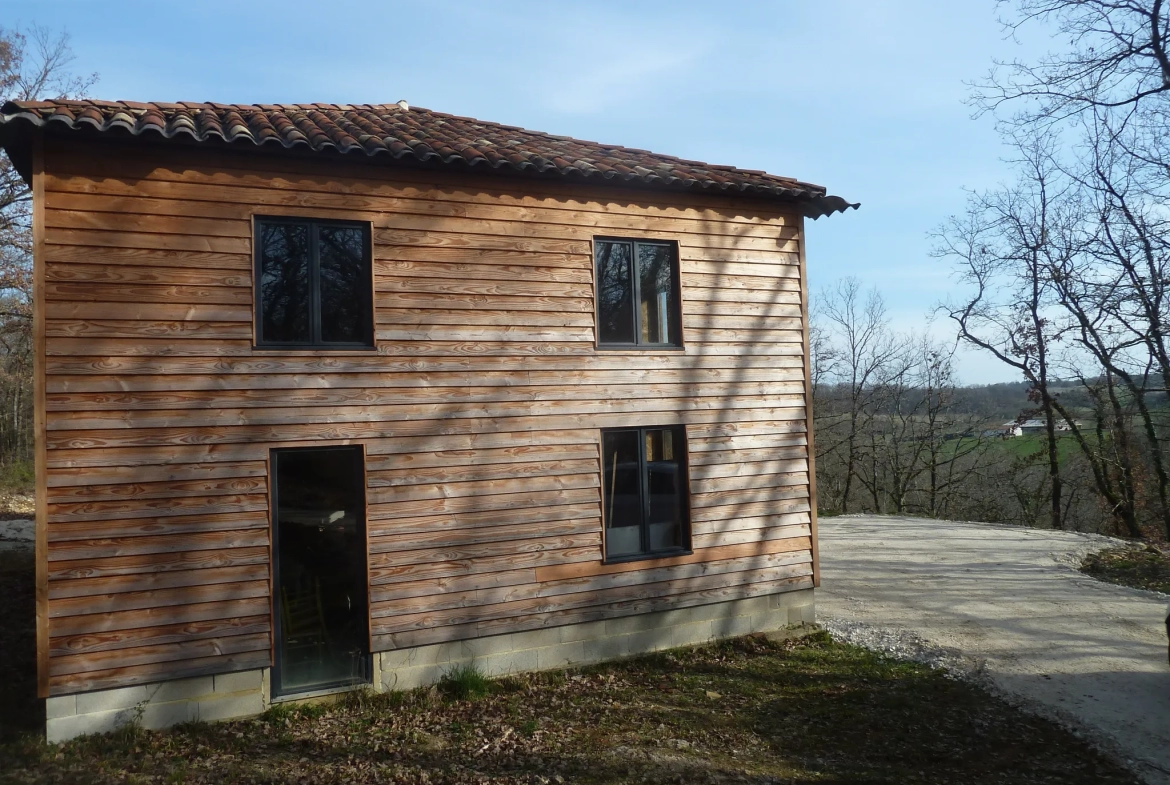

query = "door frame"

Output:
[[269, 443, 372, 699]]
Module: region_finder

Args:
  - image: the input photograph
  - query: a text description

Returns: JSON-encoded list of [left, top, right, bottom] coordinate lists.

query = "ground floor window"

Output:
[[601, 426, 690, 561], [271, 445, 370, 696]]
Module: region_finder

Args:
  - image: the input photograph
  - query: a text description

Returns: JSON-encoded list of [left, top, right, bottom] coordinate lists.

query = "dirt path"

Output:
[[818, 515, 1170, 785]]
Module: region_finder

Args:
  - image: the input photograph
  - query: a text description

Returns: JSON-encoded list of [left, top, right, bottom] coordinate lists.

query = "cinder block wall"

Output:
[[45, 590, 814, 743]]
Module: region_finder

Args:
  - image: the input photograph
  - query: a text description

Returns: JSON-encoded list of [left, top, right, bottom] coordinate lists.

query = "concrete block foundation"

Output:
[[44, 588, 813, 742]]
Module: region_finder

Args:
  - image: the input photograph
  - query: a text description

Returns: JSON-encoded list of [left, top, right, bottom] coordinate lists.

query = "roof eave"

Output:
[[0, 109, 859, 217]]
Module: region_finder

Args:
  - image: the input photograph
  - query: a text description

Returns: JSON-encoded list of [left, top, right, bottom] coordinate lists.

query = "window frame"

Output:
[[593, 237, 684, 350], [600, 424, 693, 564], [253, 215, 376, 350]]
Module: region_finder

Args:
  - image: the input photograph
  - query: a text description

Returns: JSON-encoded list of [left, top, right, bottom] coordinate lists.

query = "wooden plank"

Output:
[[45, 194, 796, 253], [50, 615, 269, 658], [373, 550, 811, 607], [44, 430, 600, 469], [371, 568, 812, 636], [690, 512, 811, 536], [45, 301, 252, 322], [34, 134, 49, 698], [692, 526, 811, 549], [694, 471, 808, 494], [43, 243, 250, 271], [46, 493, 268, 523], [376, 307, 595, 327], [45, 352, 803, 378], [49, 597, 271, 637], [47, 529, 269, 561], [45, 410, 804, 450], [47, 381, 803, 413], [798, 215, 820, 588], [374, 259, 593, 284], [46, 476, 266, 503], [45, 281, 253, 305], [44, 227, 249, 254], [46, 139, 800, 225], [50, 563, 268, 600], [368, 472, 598, 505], [690, 484, 809, 510], [47, 319, 252, 341], [48, 579, 268, 618], [369, 517, 600, 553], [47, 511, 267, 544], [52, 632, 257, 680], [371, 561, 812, 620], [367, 502, 596, 540], [46, 366, 804, 395], [46, 460, 266, 489], [46, 397, 804, 433], [48, 649, 271, 696], [368, 531, 601, 570], [47, 546, 269, 581], [373, 575, 813, 651], [46, 181, 799, 242], [46, 262, 249, 288], [688, 457, 808, 480], [368, 545, 602, 587], [367, 487, 600, 523], [367, 458, 599, 489], [535, 536, 809, 582]]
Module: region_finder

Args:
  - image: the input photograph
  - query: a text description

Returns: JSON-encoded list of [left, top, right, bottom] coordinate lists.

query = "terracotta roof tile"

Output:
[[0, 99, 857, 217]]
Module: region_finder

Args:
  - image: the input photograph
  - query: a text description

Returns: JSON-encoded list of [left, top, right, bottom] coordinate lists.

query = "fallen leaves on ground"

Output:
[[1082, 543, 1170, 594], [0, 629, 1141, 785]]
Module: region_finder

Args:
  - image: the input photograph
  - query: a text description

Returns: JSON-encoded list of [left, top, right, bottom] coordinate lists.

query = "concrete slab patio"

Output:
[[818, 515, 1170, 785]]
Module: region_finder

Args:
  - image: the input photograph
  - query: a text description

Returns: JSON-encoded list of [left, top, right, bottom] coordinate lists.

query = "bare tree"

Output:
[[0, 26, 95, 463], [934, 135, 1074, 530], [974, 1, 1170, 123], [813, 279, 899, 514]]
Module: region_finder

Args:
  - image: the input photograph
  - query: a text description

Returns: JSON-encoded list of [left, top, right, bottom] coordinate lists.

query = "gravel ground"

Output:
[[819, 514, 1170, 785], [0, 518, 33, 551]]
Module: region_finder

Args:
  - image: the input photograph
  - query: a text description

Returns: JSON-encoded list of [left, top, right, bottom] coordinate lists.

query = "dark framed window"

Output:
[[595, 238, 682, 348], [255, 217, 374, 348], [601, 425, 690, 561]]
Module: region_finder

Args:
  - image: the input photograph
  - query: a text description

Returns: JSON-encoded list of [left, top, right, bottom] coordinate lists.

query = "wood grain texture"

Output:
[[34, 134, 50, 698], [38, 136, 817, 696]]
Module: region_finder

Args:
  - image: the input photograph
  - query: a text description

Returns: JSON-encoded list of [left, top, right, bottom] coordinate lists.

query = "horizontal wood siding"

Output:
[[39, 138, 814, 695]]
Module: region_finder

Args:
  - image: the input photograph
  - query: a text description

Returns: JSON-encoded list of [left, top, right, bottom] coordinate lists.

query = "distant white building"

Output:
[[1002, 419, 1073, 437]]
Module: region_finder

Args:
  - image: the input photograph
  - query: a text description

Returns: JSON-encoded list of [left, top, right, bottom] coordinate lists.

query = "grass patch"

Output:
[[1081, 543, 1170, 594], [439, 663, 494, 701], [0, 629, 1141, 784], [0, 459, 34, 493]]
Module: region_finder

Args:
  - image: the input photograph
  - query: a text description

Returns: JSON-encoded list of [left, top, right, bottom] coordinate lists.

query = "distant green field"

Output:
[[993, 434, 1086, 462]]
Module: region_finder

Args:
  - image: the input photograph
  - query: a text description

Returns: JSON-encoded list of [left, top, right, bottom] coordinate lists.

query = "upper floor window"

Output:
[[595, 239, 681, 348], [255, 217, 374, 348]]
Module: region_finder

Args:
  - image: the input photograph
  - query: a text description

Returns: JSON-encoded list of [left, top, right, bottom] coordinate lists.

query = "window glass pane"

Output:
[[637, 244, 676, 344], [259, 222, 311, 343], [646, 428, 683, 551], [596, 241, 635, 344], [318, 226, 368, 343], [274, 447, 370, 695], [602, 429, 642, 557]]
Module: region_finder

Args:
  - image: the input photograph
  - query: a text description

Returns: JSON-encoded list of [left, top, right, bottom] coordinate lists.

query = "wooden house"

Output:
[[0, 100, 855, 741]]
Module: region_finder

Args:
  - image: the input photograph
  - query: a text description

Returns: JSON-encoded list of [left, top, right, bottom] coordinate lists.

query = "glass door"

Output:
[[271, 446, 371, 696]]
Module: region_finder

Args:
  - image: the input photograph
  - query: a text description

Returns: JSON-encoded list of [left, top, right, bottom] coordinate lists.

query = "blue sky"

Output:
[[11, 0, 1048, 383]]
